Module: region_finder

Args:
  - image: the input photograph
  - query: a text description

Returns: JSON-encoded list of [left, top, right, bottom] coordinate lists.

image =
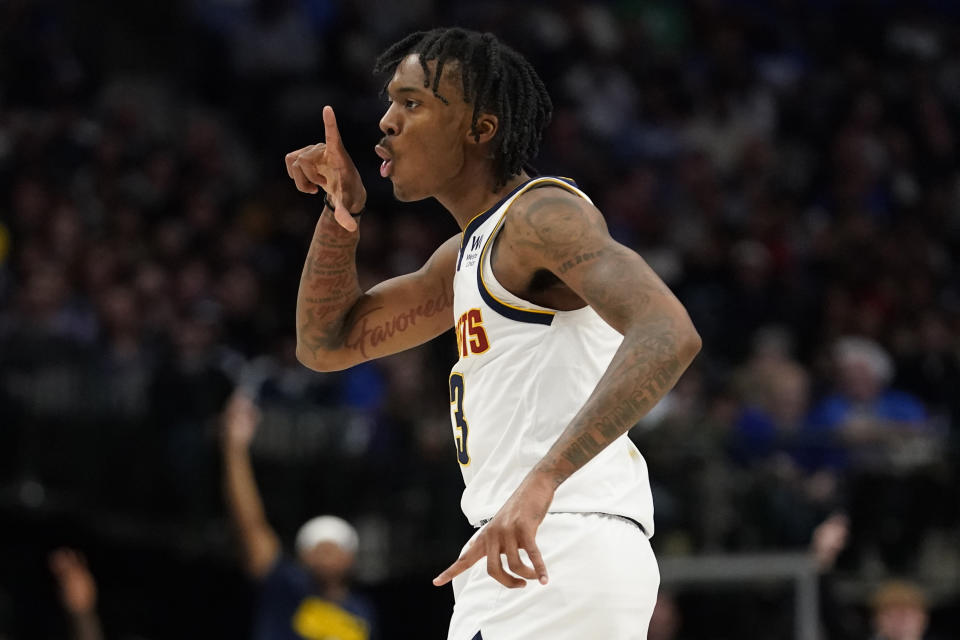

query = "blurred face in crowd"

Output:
[[99, 285, 139, 337], [838, 357, 883, 403], [300, 541, 355, 585], [767, 365, 810, 429], [873, 603, 928, 640], [22, 264, 69, 319], [378, 55, 497, 202]]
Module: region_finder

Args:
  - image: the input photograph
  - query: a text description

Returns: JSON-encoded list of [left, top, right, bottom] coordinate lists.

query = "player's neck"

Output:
[[437, 170, 530, 230]]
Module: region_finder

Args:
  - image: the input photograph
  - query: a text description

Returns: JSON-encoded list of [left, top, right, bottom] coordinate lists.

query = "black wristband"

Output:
[[324, 192, 363, 218]]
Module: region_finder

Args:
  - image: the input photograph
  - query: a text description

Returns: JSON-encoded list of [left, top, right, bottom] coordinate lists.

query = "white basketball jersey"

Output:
[[449, 176, 654, 535]]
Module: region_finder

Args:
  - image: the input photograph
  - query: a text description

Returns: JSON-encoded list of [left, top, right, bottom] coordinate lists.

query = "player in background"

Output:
[[221, 392, 376, 640], [288, 28, 700, 639]]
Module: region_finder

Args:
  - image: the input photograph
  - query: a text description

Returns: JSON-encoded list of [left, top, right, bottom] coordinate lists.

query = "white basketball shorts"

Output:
[[446, 512, 659, 640]]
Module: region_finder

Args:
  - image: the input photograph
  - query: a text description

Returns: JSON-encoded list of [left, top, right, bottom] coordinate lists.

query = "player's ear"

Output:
[[468, 113, 498, 145]]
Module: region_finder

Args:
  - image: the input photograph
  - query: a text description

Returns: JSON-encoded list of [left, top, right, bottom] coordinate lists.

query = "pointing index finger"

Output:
[[433, 543, 484, 587], [322, 105, 342, 151]]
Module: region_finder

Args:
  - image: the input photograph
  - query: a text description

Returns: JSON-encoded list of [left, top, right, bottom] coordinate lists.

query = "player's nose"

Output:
[[379, 104, 399, 137]]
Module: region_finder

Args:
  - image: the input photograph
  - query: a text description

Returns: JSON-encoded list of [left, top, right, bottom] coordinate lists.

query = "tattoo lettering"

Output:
[[307, 239, 355, 272], [306, 272, 354, 293], [562, 431, 605, 468], [344, 285, 452, 358], [296, 217, 361, 356], [533, 314, 691, 487], [558, 249, 605, 274]]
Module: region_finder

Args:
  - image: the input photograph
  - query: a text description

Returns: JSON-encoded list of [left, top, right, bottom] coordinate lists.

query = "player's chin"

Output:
[[391, 179, 430, 203]]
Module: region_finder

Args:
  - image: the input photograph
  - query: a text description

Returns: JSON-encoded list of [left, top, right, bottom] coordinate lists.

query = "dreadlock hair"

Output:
[[373, 27, 553, 191]]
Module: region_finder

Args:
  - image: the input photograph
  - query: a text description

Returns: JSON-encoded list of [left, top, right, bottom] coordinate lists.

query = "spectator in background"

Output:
[[732, 351, 812, 467], [809, 338, 942, 573], [48, 548, 104, 640], [221, 392, 377, 640], [870, 581, 932, 640], [806, 336, 928, 471], [152, 309, 233, 516], [729, 329, 843, 548], [893, 311, 960, 430]]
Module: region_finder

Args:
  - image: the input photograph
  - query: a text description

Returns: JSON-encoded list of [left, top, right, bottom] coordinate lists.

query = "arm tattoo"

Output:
[[536, 317, 686, 487], [510, 195, 607, 262], [504, 188, 698, 487], [530, 239, 695, 487], [295, 214, 362, 355], [557, 249, 605, 274], [344, 284, 452, 358]]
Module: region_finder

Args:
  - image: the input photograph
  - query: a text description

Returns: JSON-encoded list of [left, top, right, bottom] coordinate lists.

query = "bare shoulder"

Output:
[[501, 184, 610, 267], [421, 233, 462, 276], [436, 233, 463, 261]]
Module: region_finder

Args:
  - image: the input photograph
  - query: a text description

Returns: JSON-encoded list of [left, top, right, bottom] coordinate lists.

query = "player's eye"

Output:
[[404, 99, 420, 110]]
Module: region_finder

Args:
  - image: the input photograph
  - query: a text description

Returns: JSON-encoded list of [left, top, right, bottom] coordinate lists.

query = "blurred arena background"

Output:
[[1, 0, 959, 638]]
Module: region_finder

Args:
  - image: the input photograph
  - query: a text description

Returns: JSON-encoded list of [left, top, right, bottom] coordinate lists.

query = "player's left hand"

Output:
[[433, 472, 555, 589]]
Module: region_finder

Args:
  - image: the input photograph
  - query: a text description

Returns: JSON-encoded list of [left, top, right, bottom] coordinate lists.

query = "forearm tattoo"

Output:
[[509, 192, 695, 487], [296, 215, 361, 354]]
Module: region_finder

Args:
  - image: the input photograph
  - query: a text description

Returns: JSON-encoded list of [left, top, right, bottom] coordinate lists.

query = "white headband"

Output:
[[295, 515, 359, 555]]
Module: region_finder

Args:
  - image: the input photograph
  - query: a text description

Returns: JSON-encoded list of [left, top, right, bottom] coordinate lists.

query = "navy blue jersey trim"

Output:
[[471, 632, 483, 640], [476, 269, 555, 325], [469, 176, 587, 326], [473, 177, 594, 326]]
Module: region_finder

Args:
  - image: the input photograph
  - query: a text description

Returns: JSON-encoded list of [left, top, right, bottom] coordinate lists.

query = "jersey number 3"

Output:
[[449, 373, 470, 466]]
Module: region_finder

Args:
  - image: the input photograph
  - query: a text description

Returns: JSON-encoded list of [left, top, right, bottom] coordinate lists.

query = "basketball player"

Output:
[[287, 28, 701, 640]]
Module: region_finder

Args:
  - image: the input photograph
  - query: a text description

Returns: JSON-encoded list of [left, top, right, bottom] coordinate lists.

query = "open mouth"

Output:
[[375, 145, 393, 178]]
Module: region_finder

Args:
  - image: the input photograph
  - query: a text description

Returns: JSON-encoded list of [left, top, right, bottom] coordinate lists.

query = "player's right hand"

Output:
[[285, 105, 366, 232], [433, 473, 553, 589]]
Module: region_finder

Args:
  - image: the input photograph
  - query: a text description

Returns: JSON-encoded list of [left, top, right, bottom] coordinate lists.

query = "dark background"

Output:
[[1, 0, 959, 638]]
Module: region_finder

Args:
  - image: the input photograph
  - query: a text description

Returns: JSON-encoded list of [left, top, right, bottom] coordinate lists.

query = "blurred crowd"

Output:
[[1, 0, 959, 638]]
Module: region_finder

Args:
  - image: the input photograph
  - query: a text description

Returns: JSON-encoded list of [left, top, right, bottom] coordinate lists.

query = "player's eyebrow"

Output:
[[386, 86, 427, 98]]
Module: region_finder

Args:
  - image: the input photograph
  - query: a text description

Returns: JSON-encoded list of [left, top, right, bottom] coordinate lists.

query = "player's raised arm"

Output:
[[289, 106, 457, 372], [221, 392, 281, 578]]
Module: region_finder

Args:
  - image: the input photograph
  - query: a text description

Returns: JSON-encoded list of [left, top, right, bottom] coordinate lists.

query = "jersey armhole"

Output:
[[476, 178, 591, 325]]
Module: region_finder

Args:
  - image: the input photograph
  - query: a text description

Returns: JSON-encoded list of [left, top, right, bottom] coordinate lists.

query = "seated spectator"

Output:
[[806, 336, 928, 471], [221, 392, 377, 640], [730, 358, 845, 548], [731, 360, 811, 467]]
